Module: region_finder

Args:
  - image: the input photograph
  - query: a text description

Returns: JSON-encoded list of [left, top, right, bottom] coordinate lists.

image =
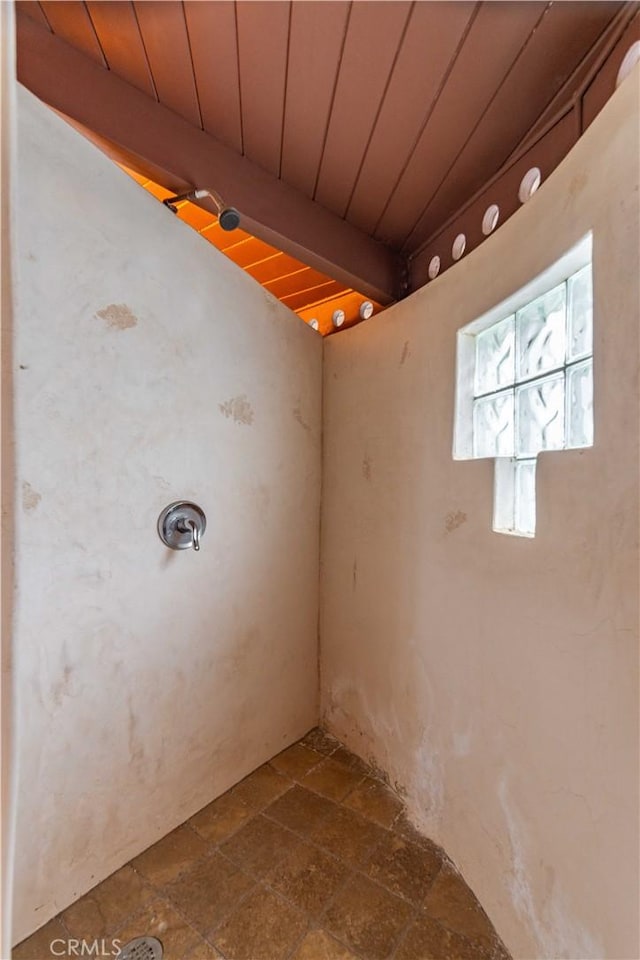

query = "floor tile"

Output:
[[299, 728, 340, 757], [266, 839, 349, 917], [392, 811, 443, 853], [270, 743, 324, 780], [162, 850, 254, 935], [322, 873, 414, 960], [185, 942, 224, 959], [331, 745, 374, 778], [12, 919, 69, 959], [61, 865, 154, 939], [231, 764, 292, 809], [212, 884, 308, 960], [291, 929, 359, 960], [364, 832, 441, 904], [114, 897, 202, 960], [190, 790, 256, 845], [423, 862, 497, 945], [131, 824, 211, 886], [300, 758, 365, 802], [394, 913, 495, 960], [220, 814, 300, 878], [310, 805, 386, 869], [263, 785, 337, 836], [342, 778, 403, 829]]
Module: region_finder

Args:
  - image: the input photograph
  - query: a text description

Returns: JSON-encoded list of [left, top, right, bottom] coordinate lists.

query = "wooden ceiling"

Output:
[[15, 1, 638, 324]]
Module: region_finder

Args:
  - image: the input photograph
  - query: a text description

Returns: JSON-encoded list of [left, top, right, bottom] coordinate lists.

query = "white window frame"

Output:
[[453, 233, 593, 537]]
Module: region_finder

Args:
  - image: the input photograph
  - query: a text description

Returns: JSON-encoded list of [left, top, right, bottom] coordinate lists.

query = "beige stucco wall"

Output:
[[12, 87, 321, 943], [1, 4, 18, 958], [321, 70, 639, 959]]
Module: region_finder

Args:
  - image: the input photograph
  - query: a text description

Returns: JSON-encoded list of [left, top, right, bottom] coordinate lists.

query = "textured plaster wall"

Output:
[[320, 71, 639, 959], [12, 87, 321, 942], [1, 5, 18, 958]]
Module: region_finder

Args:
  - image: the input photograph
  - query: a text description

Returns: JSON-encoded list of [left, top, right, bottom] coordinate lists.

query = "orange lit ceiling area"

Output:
[[121, 166, 383, 337]]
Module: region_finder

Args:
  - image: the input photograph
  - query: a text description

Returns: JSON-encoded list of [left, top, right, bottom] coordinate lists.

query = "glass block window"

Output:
[[454, 236, 593, 537]]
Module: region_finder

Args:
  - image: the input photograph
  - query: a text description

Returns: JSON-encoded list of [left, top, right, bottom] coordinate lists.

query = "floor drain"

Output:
[[116, 937, 164, 960]]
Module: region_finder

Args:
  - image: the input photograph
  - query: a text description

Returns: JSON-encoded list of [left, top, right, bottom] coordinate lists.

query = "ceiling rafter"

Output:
[[16, 10, 400, 305]]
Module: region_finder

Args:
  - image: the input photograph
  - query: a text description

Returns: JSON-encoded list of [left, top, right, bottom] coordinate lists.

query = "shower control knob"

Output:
[[157, 501, 206, 551]]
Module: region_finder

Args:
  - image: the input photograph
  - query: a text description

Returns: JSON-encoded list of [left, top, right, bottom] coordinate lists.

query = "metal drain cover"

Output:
[[117, 937, 163, 960]]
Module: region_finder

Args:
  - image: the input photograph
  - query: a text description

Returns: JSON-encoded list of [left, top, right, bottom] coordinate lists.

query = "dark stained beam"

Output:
[[15, 12, 398, 305]]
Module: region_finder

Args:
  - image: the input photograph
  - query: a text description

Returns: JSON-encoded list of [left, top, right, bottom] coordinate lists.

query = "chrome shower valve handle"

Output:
[[180, 518, 200, 551], [157, 502, 206, 551]]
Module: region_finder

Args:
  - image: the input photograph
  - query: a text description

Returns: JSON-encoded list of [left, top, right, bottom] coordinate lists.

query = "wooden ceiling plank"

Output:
[[85, 1, 156, 99], [263, 265, 310, 287], [16, 12, 396, 304], [510, 3, 633, 159], [374, 1, 547, 248], [407, 0, 623, 252], [201, 224, 253, 252], [183, 0, 243, 154], [39, 1, 106, 65], [282, 280, 346, 311], [236, 0, 291, 177], [314, 0, 414, 218], [15, 2, 51, 30], [132, 0, 202, 128], [266, 270, 316, 300], [226, 239, 282, 269], [345, 1, 476, 236], [280, 0, 351, 197], [266, 267, 336, 299], [175, 202, 217, 232], [213, 234, 255, 253], [242, 250, 286, 270], [300, 288, 357, 313], [246, 254, 308, 284]]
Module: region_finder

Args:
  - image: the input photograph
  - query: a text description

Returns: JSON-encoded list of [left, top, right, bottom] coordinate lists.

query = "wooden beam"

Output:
[[15, 12, 398, 305]]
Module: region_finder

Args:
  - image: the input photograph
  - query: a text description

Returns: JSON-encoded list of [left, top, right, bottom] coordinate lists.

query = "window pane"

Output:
[[515, 459, 537, 536], [516, 283, 566, 380], [567, 264, 593, 361], [516, 372, 565, 457], [474, 315, 515, 396], [567, 358, 594, 448], [473, 391, 515, 458]]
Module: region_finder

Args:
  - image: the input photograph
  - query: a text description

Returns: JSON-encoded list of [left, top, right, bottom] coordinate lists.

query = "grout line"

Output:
[[387, 903, 421, 960], [116, 883, 225, 960], [203, 850, 313, 957]]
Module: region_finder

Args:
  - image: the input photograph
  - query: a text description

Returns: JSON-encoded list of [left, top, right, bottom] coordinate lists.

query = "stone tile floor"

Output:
[[14, 729, 511, 960]]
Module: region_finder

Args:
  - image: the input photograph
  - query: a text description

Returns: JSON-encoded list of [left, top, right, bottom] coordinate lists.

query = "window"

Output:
[[454, 235, 593, 537]]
